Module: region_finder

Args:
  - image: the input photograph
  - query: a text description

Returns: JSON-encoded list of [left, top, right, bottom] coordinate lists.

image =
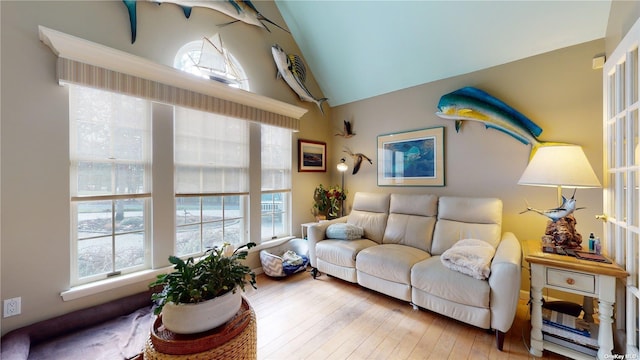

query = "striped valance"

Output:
[[39, 26, 307, 131], [58, 58, 299, 130]]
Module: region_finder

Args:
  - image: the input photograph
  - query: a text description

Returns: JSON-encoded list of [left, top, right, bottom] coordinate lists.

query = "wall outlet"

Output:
[[3, 297, 21, 317]]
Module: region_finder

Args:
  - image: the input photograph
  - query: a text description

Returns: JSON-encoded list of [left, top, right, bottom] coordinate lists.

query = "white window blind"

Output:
[[261, 124, 292, 191], [69, 85, 151, 285], [174, 107, 249, 194]]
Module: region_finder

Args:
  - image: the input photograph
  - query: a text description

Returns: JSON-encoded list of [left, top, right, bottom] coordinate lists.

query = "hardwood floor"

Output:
[[243, 271, 569, 360]]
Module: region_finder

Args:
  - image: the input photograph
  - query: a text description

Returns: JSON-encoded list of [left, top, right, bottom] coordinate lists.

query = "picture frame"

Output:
[[377, 127, 445, 186], [298, 139, 327, 172]]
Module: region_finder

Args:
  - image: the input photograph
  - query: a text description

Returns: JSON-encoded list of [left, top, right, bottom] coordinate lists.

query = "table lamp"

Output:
[[337, 158, 348, 217], [518, 145, 601, 248]]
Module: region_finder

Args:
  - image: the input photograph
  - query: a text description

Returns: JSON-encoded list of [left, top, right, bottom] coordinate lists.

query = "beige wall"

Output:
[[329, 39, 605, 297], [0, 0, 329, 335]]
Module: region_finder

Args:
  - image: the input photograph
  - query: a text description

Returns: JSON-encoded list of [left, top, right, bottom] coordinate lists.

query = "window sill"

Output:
[[61, 236, 297, 301], [60, 267, 172, 302], [251, 236, 296, 252]]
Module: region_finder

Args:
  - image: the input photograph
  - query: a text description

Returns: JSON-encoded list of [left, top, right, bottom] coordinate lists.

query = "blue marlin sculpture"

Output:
[[436, 87, 562, 158], [520, 189, 584, 222], [123, 0, 289, 43], [272, 44, 328, 115]]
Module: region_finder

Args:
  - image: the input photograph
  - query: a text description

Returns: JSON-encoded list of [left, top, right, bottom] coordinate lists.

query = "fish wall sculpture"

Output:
[[272, 44, 328, 115], [436, 87, 559, 157], [123, 0, 289, 43]]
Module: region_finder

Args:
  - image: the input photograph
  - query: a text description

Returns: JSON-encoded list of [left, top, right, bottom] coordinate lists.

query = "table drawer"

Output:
[[546, 268, 595, 293]]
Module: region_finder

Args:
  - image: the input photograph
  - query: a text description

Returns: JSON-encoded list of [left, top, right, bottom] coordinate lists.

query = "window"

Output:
[[173, 34, 249, 90], [58, 28, 299, 290], [69, 85, 151, 285], [174, 107, 249, 257], [261, 125, 292, 240]]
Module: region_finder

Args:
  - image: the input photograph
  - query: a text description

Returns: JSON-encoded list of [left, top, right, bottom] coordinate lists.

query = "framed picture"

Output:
[[298, 139, 327, 172], [377, 127, 444, 186]]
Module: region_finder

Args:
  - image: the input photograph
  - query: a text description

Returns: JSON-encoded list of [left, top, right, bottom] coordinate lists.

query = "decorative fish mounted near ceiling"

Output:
[[122, 0, 289, 44], [436, 87, 561, 158], [272, 44, 328, 115]]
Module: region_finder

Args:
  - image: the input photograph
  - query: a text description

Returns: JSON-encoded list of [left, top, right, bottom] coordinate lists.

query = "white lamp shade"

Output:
[[337, 162, 348, 172], [518, 145, 601, 188]]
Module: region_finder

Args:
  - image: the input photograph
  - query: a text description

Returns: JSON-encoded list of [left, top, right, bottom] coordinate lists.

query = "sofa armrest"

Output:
[[489, 232, 522, 333], [307, 217, 347, 268]]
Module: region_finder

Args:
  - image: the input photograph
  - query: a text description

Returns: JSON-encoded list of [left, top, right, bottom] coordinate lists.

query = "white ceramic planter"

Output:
[[161, 289, 242, 334]]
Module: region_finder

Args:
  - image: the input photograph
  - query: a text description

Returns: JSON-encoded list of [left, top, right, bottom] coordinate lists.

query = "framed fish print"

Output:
[[377, 127, 445, 186], [298, 139, 327, 172]]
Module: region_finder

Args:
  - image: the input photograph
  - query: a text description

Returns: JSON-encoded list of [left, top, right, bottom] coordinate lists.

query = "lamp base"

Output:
[[541, 214, 583, 249]]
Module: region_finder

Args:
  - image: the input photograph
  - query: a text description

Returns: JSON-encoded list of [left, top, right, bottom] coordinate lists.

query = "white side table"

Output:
[[300, 222, 317, 240], [524, 240, 628, 359]]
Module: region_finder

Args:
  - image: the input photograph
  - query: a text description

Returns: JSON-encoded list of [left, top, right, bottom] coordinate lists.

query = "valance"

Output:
[[39, 26, 307, 131]]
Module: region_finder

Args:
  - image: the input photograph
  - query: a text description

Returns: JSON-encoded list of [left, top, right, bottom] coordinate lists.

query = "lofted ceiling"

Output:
[[274, 1, 612, 107]]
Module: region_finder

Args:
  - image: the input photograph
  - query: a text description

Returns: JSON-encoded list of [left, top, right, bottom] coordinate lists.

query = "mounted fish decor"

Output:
[[272, 44, 328, 115], [436, 87, 560, 158], [335, 120, 356, 138], [123, 0, 289, 44], [343, 147, 372, 175]]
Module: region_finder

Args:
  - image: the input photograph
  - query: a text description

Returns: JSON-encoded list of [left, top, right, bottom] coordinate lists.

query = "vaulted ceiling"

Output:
[[275, 1, 612, 107]]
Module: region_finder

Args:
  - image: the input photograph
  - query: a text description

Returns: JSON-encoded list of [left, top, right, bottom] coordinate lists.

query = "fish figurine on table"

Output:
[[520, 189, 584, 222], [272, 44, 328, 115]]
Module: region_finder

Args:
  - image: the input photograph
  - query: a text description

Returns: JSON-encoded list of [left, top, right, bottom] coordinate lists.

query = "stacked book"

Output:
[[542, 307, 599, 356]]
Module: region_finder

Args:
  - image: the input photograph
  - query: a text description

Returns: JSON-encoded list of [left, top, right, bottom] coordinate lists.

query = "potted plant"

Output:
[[312, 184, 347, 220], [149, 242, 257, 334]]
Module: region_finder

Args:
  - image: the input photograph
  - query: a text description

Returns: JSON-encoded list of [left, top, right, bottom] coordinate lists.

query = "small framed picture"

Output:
[[298, 139, 326, 172], [377, 127, 445, 186]]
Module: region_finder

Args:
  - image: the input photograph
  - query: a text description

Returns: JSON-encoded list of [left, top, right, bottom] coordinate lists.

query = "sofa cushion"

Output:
[[411, 256, 490, 308], [356, 244, 430, 284], [389, 193, 438, 216], [347, 192, 390, 243], [316, 239, 378, 268], [382, 194, 437, 252], [326, 223, 364, 240], [431, 197, 502, 255]]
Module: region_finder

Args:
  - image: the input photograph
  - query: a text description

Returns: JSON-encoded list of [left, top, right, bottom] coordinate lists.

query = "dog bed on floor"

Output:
[[260, 238, 309, 277]]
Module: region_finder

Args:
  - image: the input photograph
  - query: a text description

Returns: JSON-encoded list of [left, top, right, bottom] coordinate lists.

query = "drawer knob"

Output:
[[566, 278, 575, 285]]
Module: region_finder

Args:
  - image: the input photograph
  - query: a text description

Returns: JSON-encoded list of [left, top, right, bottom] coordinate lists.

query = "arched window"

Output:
[[174, 34, 249, 90]]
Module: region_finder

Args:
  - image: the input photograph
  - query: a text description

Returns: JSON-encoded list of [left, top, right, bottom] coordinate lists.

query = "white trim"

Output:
[[38, 26, 307, 120], [61, 237, 294, 301], [61, 266, 172, 301]]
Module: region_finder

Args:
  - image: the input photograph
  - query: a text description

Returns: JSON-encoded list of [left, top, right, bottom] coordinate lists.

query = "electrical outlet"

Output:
[[3, 297, 21, 318]]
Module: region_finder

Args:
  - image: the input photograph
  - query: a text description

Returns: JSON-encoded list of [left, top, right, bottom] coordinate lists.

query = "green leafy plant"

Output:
[[150, 242, 257, 315], [312, 184, 347, 219]]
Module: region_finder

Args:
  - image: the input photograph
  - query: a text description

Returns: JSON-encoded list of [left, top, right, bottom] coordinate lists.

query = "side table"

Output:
[[301, 222, 317, 239], [524, 239, 628, 359]]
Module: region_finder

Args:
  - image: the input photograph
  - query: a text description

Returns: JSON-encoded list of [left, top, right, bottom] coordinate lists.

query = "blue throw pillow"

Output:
[[326, 223, 364, 240]]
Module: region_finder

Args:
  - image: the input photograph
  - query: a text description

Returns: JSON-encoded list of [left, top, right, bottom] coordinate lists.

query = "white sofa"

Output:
[[307, 192, 522, 350]]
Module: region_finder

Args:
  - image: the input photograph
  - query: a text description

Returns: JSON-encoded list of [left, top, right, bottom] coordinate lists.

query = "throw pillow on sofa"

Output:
[[326, 223, 364, 240]]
